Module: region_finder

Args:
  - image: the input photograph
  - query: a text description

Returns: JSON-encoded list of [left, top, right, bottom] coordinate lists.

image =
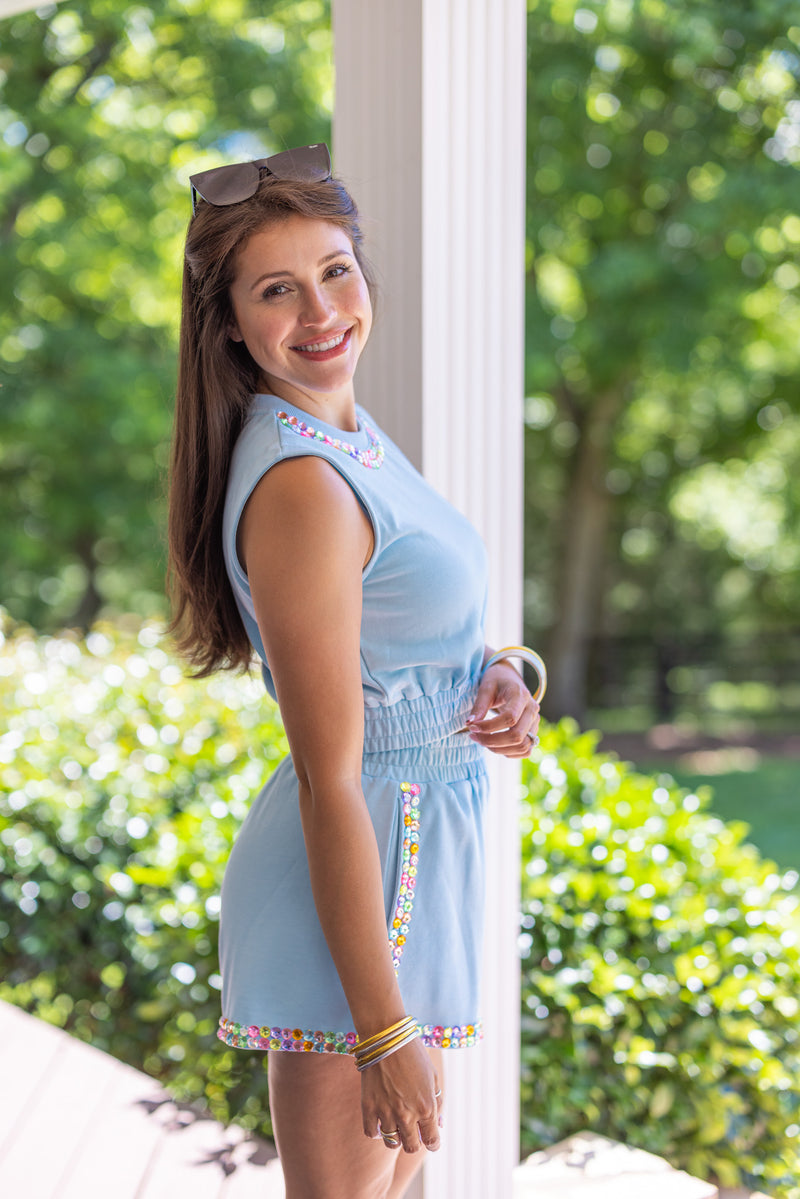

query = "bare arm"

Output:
[[239, 455, 439, 1152]]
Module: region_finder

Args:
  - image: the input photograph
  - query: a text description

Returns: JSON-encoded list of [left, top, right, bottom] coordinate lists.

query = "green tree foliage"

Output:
[[2, 618, 799, 1187], [4, 0, 799, 724], [0, 0, 332, 629], [525, 0, 800, 717], [521, 722, 800, 1196]]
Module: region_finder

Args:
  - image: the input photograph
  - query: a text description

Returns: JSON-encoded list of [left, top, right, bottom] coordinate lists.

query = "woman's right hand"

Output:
[[360, 1038, 442, 1154]]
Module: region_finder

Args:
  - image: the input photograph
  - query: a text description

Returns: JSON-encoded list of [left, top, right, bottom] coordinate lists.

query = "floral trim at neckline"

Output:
[[277, 410, 385, 470]]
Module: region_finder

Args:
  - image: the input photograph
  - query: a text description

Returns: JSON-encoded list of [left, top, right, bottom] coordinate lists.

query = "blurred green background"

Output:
[[3, 620, 799, 1192], [2, 0, 799, 729], [2, 0, 798, 862], [2, 2, 799, 1190]]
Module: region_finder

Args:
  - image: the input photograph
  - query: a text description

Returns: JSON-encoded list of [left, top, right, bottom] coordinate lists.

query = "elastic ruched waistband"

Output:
[[360, 681, 485, 782], [361, 736, 486, 784], [362, 680, 478, 754]]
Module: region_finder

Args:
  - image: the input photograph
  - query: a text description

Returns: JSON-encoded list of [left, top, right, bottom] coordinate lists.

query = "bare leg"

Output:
[[268, 1048, 442, 1199], [386, 1049, 442, 1199]]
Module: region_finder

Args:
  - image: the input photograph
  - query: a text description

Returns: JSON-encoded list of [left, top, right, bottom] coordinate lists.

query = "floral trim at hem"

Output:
[[217, 1018, 483, 1052]]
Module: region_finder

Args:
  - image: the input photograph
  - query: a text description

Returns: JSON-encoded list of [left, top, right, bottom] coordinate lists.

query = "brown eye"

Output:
[[262, 282, 291, 300]]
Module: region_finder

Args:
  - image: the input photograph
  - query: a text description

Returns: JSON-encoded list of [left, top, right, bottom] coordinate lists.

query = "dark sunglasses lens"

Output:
[[266, 143, 331, 182], [189, 161, 262, 206]]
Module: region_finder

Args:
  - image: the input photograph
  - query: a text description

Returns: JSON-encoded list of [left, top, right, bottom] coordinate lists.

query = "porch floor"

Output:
[[0, 1000, 285, 1198]]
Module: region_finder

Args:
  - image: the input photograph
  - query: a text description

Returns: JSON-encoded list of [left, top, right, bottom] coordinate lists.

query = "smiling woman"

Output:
[[227, 216, 372, 426], [166, 145, 539, 1199]]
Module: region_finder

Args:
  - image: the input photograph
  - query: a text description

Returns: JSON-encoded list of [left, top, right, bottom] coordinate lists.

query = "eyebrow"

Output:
[[249, 249, 353, 292]]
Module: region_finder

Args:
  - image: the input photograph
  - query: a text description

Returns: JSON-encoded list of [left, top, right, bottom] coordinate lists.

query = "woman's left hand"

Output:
[[465, 659, 540, 758]]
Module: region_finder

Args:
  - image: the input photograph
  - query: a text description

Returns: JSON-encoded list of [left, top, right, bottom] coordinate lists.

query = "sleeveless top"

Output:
[[221, 393, 489, 750], [216, 392, 491, 1048]]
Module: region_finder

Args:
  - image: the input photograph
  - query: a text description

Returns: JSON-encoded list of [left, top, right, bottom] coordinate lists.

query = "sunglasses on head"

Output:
[[189, 143, 332, 214]]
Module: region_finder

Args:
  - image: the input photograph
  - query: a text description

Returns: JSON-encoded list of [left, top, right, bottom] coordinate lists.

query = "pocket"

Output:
[[386, 781, 422, 974]]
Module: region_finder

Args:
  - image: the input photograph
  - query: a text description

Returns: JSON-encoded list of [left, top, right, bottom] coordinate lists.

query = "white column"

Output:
[[333, 3, 527, 1196]]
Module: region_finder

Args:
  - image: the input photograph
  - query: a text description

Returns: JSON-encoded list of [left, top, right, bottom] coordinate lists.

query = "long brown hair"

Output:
[[167, 172, 375, 676]]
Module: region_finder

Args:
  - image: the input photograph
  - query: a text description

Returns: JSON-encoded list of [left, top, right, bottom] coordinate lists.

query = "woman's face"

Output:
[[228, 214, 372, 413]]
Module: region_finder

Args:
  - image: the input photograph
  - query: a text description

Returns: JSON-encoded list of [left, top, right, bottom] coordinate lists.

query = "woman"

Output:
[[168, 143, 540, 1199]]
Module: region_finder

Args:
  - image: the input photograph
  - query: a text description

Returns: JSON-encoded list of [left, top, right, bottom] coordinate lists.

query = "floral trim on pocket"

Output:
[[389, 781, 421, 972]]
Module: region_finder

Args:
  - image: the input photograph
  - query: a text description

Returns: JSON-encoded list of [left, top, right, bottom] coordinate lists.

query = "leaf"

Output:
[[649, 1081, 675, 1120]]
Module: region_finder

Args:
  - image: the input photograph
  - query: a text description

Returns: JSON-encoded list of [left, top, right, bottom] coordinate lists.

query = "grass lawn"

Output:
[[637, 755, 800, 875]]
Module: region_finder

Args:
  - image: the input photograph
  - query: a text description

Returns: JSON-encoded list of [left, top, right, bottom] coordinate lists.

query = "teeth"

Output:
[[295, 332, 347, 353]]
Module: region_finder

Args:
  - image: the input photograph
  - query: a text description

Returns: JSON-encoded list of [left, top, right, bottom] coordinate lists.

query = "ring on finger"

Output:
[[526, 732, 539, 749], [435, 1088, 442, 1098]]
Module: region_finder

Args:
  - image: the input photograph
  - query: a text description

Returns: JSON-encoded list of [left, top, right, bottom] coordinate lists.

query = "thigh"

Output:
[[268, 1048, 441, 1199], [268, 1050, 398, 1199]]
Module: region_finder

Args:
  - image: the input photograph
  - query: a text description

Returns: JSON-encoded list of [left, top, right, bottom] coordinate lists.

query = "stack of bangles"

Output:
[[350, 1016, 420, 1072]]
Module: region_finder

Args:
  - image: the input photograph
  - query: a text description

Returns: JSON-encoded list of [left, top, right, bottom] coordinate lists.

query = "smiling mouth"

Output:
[[291, 328, 352, 357]]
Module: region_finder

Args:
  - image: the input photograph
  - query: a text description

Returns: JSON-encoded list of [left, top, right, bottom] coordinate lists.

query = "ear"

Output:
[[228, 322, 244, 343]]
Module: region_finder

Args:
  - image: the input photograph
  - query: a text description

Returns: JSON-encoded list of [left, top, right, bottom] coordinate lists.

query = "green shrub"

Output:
[[0, 615, 287, 1136], [520, 723, 800, 1197], [2, 616, 799, 1193]]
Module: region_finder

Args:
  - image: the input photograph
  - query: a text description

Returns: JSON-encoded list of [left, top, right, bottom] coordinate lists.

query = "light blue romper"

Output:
[[217, 393, 489, 1055]]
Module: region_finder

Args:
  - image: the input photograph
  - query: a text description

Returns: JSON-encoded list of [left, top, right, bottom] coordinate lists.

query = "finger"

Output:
[[467, 708, 524, 737], [469, 702, 538, 748], [396, 1120, 422, 1154], [378, 1116, 402, 1149], [379, 1124, 402, 1150], [363, 1113, 381, 1140], [518, 731, 540, 757], [476, 724, 540, 759], [469, 692, 538, 736], [466, 675, 497, 724], [418, 1110, 441, 1152]]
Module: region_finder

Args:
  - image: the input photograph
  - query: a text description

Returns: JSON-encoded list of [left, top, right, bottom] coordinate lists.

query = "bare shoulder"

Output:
[[239, 455, 373, 575]]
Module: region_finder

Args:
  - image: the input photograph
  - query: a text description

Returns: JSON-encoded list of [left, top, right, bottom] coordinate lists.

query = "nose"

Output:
[[300, 284, 335, 327]]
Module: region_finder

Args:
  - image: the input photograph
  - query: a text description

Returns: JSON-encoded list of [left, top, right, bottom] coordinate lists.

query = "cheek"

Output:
[[240, 311, 286, 357], [350, 279, 372, 326]]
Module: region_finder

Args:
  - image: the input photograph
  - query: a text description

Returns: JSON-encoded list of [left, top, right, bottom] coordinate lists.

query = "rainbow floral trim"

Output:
[[215, 779, 486, 1057], [390, 781, 421, 972], [218, 1018, 483, 1052], [277, 411, 384, 469]]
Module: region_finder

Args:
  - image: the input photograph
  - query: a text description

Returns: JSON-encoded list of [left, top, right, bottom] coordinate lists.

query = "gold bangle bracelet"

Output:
[[351, 1016, 417, 1056], [356, 1026, 419, 1064], [356, 1028, 421, 1071], [352, 1016, 417, 1055], [482, 645, 547, 702], [355, 1024, 419, 1061]]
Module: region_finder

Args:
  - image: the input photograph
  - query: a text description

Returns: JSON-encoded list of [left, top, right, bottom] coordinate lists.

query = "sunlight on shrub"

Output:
[[521, 723, 800, 1197], [2, 613, 799, 1193], [0, 614, 287, 1134]]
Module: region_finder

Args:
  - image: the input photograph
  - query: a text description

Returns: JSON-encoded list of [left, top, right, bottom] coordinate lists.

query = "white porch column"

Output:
[[333, 3, 527, 1196]]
